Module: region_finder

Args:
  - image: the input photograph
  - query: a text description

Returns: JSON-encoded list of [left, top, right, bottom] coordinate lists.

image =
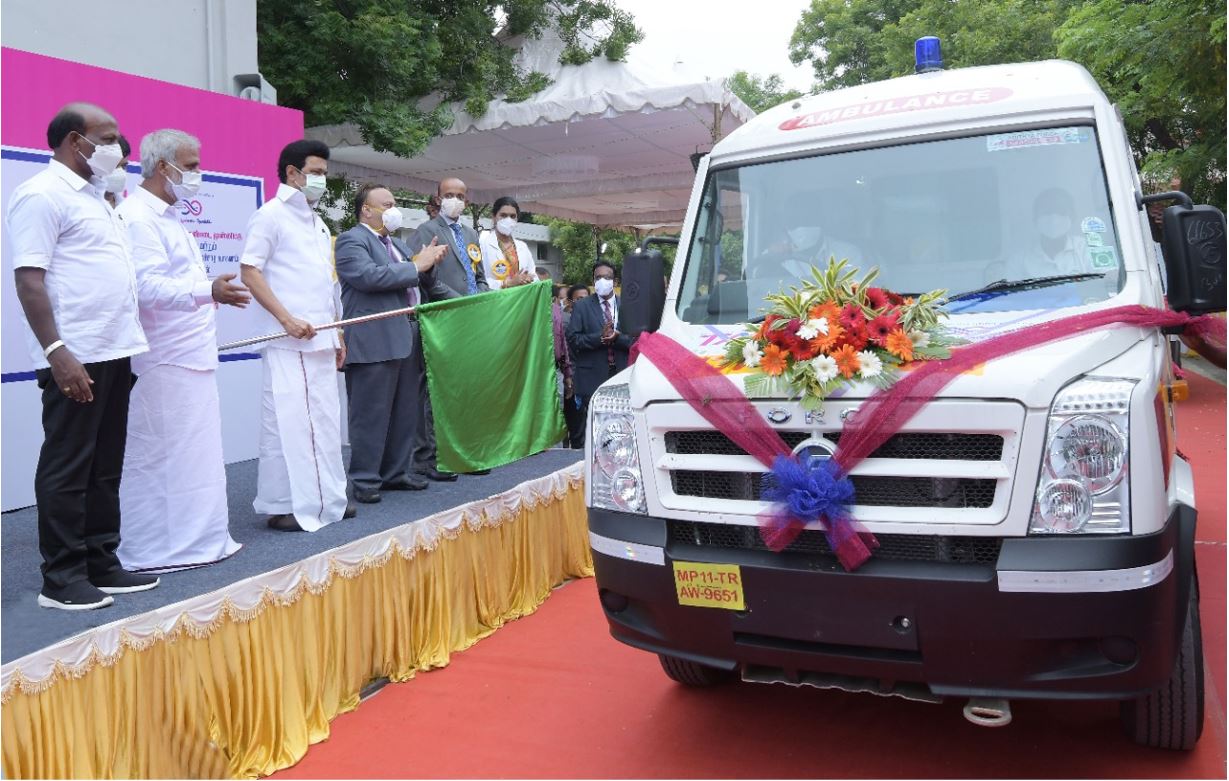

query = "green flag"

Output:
[[417, 281, 566, 473]]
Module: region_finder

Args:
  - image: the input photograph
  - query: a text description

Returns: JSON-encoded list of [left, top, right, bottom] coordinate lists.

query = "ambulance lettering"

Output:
[[779, 87, 1013, 131]]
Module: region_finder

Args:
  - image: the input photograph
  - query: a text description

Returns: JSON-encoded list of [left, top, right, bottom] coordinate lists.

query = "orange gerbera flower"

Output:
[[808, 301, 841, 324], [885, 328, 915, 361], [760, 344, 788, 376], [809, 319, 844, 353], [831, 343, 861, 379]]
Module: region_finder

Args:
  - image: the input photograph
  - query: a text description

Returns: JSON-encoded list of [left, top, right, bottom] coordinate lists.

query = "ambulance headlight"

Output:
[[589, 385, 647, 515], [1030, 378, 1134, 535]]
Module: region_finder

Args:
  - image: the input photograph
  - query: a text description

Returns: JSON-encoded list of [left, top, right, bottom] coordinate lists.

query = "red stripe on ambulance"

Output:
[[779, 87, 1014, 131]]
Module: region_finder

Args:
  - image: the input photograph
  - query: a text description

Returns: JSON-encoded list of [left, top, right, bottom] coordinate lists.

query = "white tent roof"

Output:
[[307, 35, 753, 229]]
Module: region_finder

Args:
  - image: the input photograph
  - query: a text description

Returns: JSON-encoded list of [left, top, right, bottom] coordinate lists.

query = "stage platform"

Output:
[[1, 448, 583, 662], [1, 446, 591, 778]]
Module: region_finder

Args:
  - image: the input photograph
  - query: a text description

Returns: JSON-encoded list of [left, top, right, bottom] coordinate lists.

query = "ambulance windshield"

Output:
[[676, 125, 1126, 325]]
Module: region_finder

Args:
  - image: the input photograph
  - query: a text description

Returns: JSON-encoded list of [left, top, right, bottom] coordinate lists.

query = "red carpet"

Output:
[[276, 376, 1226, 779]]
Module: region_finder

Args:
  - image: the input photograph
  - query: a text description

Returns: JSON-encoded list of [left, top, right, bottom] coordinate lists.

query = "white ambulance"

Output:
[[586, 39, 1225, 749]]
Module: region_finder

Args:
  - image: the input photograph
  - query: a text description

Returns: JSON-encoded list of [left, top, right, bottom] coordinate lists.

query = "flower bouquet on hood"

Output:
[[723, 259, 962, 410]]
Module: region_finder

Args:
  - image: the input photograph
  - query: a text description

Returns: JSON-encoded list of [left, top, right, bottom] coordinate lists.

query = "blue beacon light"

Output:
[[915, 36, 944, 73]]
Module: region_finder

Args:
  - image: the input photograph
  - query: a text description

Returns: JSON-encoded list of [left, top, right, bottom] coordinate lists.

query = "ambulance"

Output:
[[585, 38, 1225, 749]]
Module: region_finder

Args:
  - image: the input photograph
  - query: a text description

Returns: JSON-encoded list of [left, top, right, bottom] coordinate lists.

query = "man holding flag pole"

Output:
[[239, 139, 351, 532]]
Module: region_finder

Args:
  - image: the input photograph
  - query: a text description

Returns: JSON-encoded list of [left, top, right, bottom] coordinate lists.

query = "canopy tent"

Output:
[[307, 34, 753, 230]]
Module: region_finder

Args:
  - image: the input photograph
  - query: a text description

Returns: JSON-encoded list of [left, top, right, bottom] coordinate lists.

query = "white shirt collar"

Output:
[[131, 183, 175, 215], [276, 182, 306, 205], [48, 158, 92, 192], [361, 222, 386, 238]]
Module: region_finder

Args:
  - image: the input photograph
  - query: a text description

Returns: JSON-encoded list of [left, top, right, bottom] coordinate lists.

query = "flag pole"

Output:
[[218, 306, 417, 351]]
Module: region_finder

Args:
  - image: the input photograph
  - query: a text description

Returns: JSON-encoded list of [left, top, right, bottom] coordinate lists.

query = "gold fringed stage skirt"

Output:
[[1, 462, 591, 779]]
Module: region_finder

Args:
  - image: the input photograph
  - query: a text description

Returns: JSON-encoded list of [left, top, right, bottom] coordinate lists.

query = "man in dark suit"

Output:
[[406, 177, 490, 480], [335, 184, 451, 503], [566, 260, 633, 447]]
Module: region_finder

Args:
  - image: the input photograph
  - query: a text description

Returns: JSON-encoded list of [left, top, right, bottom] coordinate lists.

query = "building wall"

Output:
[[1, 0, 260, 97]]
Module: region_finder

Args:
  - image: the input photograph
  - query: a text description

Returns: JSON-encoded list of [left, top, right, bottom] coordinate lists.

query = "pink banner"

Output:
[[1, 47, 303, 199]]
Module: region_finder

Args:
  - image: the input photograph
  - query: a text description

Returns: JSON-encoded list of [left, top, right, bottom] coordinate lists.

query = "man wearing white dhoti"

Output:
[[115, 129, 249, 571], [240, 139, 351, 532]]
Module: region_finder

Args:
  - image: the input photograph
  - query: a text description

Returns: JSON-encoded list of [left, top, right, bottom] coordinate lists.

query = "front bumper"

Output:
[[588, 505, 1196, 700]]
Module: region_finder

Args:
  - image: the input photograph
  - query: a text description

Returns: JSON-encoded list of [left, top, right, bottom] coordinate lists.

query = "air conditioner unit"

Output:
[[233, 73, 278, 105]]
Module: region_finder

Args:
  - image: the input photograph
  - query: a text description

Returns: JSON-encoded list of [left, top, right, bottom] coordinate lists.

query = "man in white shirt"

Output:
[[7, 102, 159, 610], [240, 139, 351, 532], [115, 128, 250, 571]]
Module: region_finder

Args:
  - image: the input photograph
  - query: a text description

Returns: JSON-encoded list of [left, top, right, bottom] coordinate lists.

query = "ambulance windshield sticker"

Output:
[[1081, 216, 1107, 233], [986, 127, 1092, 152], [1090, 247, 1118, 269]]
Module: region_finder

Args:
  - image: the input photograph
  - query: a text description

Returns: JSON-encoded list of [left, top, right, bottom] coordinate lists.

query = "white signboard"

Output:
[[1, 147, 269, 510]]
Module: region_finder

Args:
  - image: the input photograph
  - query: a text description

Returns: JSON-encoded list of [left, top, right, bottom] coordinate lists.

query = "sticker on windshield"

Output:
[[1090, 247, 1118, 269], [1081, 217, 1107, 233], [1084, 232, 1104, 247], [986, 127, 1092, 152]]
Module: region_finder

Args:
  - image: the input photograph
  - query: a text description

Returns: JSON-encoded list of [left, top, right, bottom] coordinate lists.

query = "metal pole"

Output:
[[217, 306, 417, 351]]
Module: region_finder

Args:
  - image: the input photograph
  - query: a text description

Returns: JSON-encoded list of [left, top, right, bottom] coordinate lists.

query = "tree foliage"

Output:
[[1056, 0, 1226, 207], [727, 71, 805, 114], [258, 0, 642, 158], [533, 215, 637, 284], [787, 0, 1225, 208]]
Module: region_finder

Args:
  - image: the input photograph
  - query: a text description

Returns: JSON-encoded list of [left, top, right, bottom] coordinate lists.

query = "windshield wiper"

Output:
[[945, 273, 1106, 304]]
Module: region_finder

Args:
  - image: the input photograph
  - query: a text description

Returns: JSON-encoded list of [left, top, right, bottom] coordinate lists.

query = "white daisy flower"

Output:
[[742, 341, 763, 368], [909, 330, 930, 350], [797, 317, 829, 341], [857, 350, 883, 378], [810, 354, 838, 383]]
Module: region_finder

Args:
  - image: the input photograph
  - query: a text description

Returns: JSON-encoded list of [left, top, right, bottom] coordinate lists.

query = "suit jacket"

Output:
[[565, 293, 632, 399], [409, 216, 490, 299], [334, 225, 453, 365]]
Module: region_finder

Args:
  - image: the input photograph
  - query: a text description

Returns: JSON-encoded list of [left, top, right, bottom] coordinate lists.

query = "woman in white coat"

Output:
[[479, 196, 536, 289]]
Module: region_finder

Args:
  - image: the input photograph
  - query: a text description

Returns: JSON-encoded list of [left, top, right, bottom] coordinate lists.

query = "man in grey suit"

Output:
[[406, 177, 490, 480], [335, 184, 451, 504], [566, 260, 633, 447]]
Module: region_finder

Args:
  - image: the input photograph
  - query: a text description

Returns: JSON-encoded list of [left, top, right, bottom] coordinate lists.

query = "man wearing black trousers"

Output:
[[566, 261, 633, 448], [334, 184, 450, 504], [7, 102, 160, 610]]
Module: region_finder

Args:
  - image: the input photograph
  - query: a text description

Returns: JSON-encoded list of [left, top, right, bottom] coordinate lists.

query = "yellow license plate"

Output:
[[672, 561, 745, 610]]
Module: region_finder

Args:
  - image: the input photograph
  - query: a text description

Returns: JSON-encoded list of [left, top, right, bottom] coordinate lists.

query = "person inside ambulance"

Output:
[[1009, 187, 1094, 278], [751, 192, 865, 285]]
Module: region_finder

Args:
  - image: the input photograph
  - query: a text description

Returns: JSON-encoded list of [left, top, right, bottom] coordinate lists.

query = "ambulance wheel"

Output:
[[658, 654, 735, 687], [1120, 579, 1204, 750]]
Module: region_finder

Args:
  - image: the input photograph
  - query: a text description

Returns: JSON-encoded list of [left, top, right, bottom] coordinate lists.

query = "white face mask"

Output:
[[787, 226, 824, 249], [76, 134, 124, 180], [594, 277, 615, 298], [104, 167, 128, 195], [164, 162, 202, 201], [381, 206, 404, 233], [1036, 214, 1071, 240], [300, 172, 327, 203], [495, 216, 517, 236], [440, 196, 465, 220]]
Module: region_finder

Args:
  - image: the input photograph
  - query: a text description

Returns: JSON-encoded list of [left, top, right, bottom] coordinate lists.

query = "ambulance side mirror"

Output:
[[620, 238, 676, 338], [1160, 203, 1226, 314]]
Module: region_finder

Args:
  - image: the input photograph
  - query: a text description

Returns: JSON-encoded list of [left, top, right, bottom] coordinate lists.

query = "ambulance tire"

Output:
[[1120, 580, 1204, 750], [658, 654, 735, 687]]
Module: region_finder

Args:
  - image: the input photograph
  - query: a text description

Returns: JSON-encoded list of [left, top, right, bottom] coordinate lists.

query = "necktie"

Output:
[[448, 222, 479, 294], [380, 234, 418, 307], [602, 298, 615, 364]]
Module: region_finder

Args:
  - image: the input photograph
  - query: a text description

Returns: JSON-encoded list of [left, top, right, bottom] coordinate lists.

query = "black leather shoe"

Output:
[[416, 468, 458, 482], [267, 513, 303, 532], [344, 502, 358, 519], [383, 475, 429, 491], [354, 488, 382, 504], [467, 469, 492, 476]]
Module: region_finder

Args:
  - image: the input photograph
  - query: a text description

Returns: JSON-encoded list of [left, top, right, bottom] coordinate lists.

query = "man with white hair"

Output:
[[114, 129, 250, 571]]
